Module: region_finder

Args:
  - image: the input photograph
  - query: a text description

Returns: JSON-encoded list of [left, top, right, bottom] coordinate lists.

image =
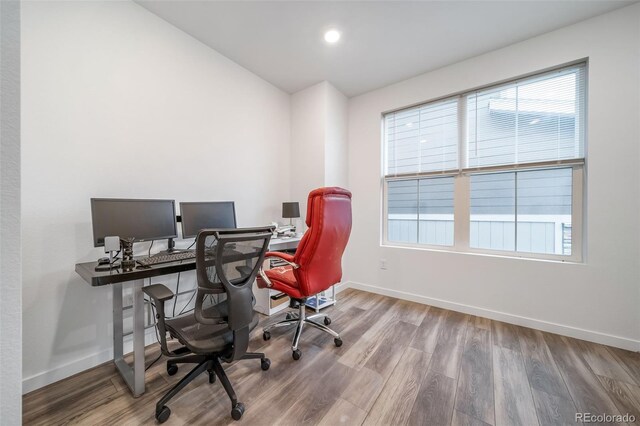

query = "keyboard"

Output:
[[137, 251, 196, 267]]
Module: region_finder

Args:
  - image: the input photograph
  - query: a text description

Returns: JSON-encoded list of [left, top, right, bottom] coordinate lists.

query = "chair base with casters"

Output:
[[155, 348, 270, 423], [143, 295, 272, 423], [262, 298, 342, 360]]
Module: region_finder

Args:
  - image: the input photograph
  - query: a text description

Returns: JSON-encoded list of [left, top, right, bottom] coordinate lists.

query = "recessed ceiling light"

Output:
[[324, 30, 341, 44]]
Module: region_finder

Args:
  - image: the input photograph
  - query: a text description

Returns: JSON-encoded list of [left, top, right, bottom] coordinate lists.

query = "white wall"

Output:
[[290, 82, 327, 227], [1, 1, 22, 422], [346, 3, 640, 350], [22, 1, 291, 392], [290, 81, 348, 227], [324, 83, 348, 188]]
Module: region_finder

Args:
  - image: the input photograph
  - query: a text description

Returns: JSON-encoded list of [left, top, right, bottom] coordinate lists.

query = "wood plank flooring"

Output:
[[23, 289, 640, 425]]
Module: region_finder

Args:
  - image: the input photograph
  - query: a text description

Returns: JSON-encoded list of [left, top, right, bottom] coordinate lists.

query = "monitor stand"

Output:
[[157, 238, 195, 256], [159, 238, 189, 254]]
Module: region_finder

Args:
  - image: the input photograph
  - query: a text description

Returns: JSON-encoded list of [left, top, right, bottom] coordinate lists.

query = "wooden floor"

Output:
[[24, 289, 640, 425]]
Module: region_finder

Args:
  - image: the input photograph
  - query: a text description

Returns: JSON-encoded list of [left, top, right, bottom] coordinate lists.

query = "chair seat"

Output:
[[257, 266, 305, 299], [165, 300, 259, 354]]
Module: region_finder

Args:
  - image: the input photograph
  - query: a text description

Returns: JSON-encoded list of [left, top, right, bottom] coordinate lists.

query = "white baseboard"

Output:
[[334, 282, 349, 294], [22, 328, 158, 395], [345, 281, 640, 352]]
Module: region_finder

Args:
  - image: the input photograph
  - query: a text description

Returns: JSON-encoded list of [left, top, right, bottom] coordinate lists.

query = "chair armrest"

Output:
[[265, 251, 295, 262], [143, 284, 174, 303], [258, 268, 273, 288], [142, 284, 174, 356], [259, 252, 299, 288], [265, 251, 299, 269]]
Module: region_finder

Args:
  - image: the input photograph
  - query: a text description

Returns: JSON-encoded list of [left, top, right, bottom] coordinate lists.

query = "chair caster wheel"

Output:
[[167, 363, 178, 376], [285, 313, 293, 320], [263, 331, 271, 341], [324, 317, 332, 326], [231, 402, 245, 420], [156, 406, 171, 423], [208, 369, 216, 384], [334, 338, 343, 347], [292, 349, 302, 360], [261, 358, 271, 371]]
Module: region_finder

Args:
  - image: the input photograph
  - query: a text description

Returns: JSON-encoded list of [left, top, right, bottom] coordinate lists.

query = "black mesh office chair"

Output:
[[142, 226, 274, 423]]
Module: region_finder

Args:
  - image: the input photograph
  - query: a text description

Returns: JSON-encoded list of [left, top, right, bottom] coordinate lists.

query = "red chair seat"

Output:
[[257, 266, 305, 299]]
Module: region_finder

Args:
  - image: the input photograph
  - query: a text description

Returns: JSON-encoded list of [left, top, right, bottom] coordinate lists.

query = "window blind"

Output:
[[385, 97, 459, 176], [466, 64, 586, 169]]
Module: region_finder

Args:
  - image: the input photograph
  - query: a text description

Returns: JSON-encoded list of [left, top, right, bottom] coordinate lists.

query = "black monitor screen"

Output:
[[180, 202, 237, 239], [91, 198, 177, 247]]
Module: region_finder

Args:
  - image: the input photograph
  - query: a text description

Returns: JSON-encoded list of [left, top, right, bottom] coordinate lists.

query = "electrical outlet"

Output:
[[379, 259, 388, 270], [123, 294, 134, 307]]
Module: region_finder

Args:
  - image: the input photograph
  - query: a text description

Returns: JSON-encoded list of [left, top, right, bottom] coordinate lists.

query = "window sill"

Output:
[[380, 242, 584, 264]]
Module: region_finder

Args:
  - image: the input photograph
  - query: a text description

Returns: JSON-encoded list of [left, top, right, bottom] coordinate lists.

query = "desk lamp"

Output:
[[282, 202, 300, 231]]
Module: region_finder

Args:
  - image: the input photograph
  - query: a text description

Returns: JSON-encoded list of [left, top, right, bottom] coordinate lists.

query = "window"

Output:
[[470, 168, 573, 255], [383, 63, 586, 260], [385, 97, 459, 176], [387, 177, 454, 245]]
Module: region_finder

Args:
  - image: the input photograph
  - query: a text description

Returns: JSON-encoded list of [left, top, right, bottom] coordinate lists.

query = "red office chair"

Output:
[[257, 187, 352, 360]]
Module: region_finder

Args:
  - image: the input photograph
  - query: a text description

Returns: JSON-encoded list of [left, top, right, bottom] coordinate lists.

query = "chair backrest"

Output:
[[195, 226, 273, 360], [293, 187, 352, 297]]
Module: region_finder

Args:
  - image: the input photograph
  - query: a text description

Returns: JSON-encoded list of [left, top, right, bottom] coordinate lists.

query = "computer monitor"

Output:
[[91, 198, 178, 247], [179, 201, 237, 239]]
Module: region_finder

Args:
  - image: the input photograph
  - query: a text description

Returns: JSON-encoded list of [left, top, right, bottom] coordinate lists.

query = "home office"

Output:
[[73, 193, 347, 422], [3, 0, 640, 425]]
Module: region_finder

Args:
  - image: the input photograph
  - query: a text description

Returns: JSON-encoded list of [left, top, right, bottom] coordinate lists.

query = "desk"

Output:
[[268, 235, 302, 252], [74, 235, 303, 397]]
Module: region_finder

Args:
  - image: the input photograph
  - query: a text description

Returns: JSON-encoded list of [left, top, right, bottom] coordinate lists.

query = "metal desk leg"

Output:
[[113, 280, 146, 397], [132, 279, 145, 396], [113, 282, 124, 370]]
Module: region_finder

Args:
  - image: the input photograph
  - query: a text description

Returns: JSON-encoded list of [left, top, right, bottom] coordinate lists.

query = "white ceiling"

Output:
[[137, 1, 633, 97]]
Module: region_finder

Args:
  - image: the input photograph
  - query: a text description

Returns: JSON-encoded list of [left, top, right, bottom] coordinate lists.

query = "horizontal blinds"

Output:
[[385, 97, 459, 177], [466, 64, 586, 168]]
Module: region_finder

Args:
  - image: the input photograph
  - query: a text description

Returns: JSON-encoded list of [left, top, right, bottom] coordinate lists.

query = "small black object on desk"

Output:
[[282, 202, 300, 230]]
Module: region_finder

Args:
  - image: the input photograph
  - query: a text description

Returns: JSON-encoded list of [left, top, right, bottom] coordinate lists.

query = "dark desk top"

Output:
[[75, 257, 198, 286], [75, 247, 255, 287]]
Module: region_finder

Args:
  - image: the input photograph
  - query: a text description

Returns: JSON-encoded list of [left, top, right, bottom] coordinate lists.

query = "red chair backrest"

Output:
[[293, 187, 352, 297]]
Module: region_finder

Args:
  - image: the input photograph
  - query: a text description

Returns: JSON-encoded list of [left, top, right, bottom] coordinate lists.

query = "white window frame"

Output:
[[381, 62, 586, 263]]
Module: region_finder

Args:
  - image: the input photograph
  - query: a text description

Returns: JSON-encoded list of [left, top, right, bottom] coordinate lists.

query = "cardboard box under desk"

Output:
[[270, 293, 289, 308]]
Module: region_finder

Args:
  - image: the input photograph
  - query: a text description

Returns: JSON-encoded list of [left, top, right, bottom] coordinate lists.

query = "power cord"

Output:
[[178, 289, 197, 315], [172, 272, 181, 317], [172, 241, 196, 317], [145, 299, 163, 371], [178, 275, 217, 316], [109, 250, 122, 265]]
